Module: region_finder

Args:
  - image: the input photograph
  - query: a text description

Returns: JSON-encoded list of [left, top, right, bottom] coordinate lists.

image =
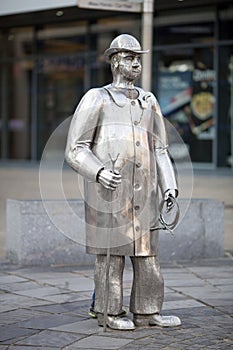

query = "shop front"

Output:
[[0, 1, 232, 167], [153, 5, 233, 168]]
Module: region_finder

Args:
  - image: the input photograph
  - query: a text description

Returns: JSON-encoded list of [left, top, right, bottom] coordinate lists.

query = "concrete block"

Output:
[[6, 198, 224, 266], [6, 199, 95, 266], [158, 199, 225, 261]]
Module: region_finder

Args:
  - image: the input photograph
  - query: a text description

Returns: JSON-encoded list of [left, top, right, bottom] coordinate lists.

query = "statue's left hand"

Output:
[[164, 189, 178, 210]]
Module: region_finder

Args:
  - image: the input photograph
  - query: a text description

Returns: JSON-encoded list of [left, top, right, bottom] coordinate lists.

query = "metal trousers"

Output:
[[94, 255, 164, 316]]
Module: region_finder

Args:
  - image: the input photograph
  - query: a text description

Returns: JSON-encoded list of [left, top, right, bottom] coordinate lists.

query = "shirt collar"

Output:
[[104, 84, 151, 109]]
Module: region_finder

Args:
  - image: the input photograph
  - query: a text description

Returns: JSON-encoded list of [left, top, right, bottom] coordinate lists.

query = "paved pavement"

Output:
[[0, 256, 233, 349]]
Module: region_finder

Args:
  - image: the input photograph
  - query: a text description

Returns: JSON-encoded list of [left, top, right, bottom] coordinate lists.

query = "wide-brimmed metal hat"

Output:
[[104, 34, 149, 62]]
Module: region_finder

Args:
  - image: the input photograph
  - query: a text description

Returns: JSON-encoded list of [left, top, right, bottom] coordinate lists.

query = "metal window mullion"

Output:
[[1, 31, 9, 159], [213, 7, 219, 167], [30, 28, 38, 161]]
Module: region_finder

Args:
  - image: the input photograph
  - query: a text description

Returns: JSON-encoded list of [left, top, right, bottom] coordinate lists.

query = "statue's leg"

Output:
[[94, 254, 124, 315], [130, 255, 164, 316], [130, 256, 181, 327], [94, 254, 135, 330]]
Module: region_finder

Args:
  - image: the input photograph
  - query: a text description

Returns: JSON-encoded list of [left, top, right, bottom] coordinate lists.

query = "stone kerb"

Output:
[[6, 198, 224, 266]]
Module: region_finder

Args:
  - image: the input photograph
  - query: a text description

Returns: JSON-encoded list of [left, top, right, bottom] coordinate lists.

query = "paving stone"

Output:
[[0, 275, 28, 284], [217, 305, 233, 314], [64, 334, 133, 349], [163, 298, 204, 310], [15, 330, 84, 347], [54, 277, 94, 292], [14, 286, 64, 299], [1, 281, 40, 293], [8, 347, 59, 350], [49, 319, 99, 335], [205, 278, 233, 286], [203, 297, 233, 306], [217, 284, 233, 292], [0, 294, 50, 313], [32, 292, 86, 304], [30, 300, 91, 316], [18, 314, 78, 330], [0, 324, 39, 343], [123, 346, 152, 350], [164, 292, 188, 302], [164, 278, 205, 288], [99, 326, 162, 340], [0, 308, 51, 325]]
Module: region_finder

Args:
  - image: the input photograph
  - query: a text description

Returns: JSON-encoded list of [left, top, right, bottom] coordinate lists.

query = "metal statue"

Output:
[[65, 34, 181, 330]]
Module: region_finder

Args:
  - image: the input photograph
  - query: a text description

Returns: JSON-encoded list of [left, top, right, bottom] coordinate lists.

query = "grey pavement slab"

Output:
[[17, 314, 79, 330], [7, 347, 59, 350], [0, 308, 51, 325], [64, 334, 134, 349], [0, 294, 52, 313], [14, 330, 85, 348], [0, 324, 39, 343], [49, 319, 99, 335], [0, 275, 28, 284], [13, 286, 66, 299], [163, 299, 204, 310], [1, 281, 41, 293]]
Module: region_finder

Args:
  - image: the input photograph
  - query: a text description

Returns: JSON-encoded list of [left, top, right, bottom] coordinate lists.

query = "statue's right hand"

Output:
[[97, 169, 121, 191]]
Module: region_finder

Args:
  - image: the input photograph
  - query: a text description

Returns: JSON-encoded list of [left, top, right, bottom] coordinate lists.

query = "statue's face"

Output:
[[114, 52, 142, 81]]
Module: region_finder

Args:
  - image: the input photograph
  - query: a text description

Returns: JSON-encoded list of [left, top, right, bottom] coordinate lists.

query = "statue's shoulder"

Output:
[[79, 87, 107, 106], [84, 86, 105, 97]]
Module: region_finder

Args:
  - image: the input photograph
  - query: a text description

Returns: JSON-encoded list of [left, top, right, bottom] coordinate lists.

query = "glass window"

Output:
[[155, 23, 214, 46], [37, 22, 88, 55], [8, 59, 33, 159], [36, 22, 89, 158], [7, 27, 34, 58], [154, 46, 215, 165], [218, 45, 233, 167], [0, 28, 33, 159], [36, 17, 141, 159], [219, 5, 233, 40]]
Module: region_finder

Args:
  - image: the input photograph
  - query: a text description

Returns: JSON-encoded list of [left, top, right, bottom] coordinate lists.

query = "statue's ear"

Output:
[[111, 55, 119, 69]]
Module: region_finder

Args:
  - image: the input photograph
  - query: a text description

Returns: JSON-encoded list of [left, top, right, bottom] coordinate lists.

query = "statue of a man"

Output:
[[65, 34, 181, 330]]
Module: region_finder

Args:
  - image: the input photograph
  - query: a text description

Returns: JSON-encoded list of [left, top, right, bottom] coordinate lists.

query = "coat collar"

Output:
[[104, 84, 151, 109]]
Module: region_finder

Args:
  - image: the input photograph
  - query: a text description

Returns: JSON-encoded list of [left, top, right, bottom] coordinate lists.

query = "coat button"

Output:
[[131, 101, 136, 105], [134, 121, 139, 125], [134, 183, 140, 190], [136, 141, 140, 146], [134, 205, 140, 210], [135, 226, 140, 232], [136, 162, 141, 168]]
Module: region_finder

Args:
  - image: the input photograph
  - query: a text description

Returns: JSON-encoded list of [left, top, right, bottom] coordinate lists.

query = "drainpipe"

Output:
[[141, 0, 154, 91]]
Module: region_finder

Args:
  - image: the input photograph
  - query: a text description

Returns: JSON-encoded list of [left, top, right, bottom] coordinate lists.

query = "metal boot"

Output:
[[97, 313, 135, 330], [134, 314, 181, 327]]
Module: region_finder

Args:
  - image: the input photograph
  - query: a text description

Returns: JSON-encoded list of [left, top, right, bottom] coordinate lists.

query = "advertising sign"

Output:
[[77, 0, 142, 12]]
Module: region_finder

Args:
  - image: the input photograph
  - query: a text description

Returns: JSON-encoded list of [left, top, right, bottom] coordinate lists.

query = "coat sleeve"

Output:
[[152, 95, 178, 196], [65, 88, 104, 182]]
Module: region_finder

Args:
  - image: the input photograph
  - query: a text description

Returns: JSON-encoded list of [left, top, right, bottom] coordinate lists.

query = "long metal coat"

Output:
[[65, 84, 178, 256]]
